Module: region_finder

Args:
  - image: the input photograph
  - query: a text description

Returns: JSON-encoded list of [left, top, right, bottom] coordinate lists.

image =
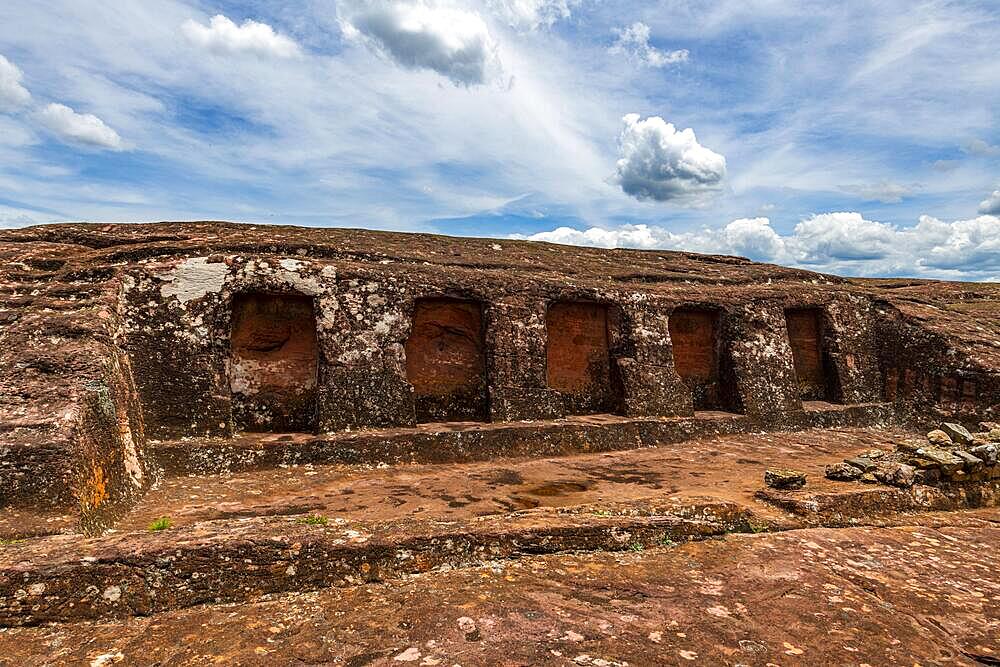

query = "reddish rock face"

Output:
[[668, 308, 742, 412], [405, 299, 487, 422], [785, 308, 835, 401], [230, 293, 318, 432], [1, 221, 998, 535], [546, 302, 619, 415], [669, 308, 719, 410]]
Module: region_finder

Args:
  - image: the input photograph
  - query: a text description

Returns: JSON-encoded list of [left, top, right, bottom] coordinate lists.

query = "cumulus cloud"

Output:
[[790, 212, 897, 261], [963, 139, 1000, 157], [182, 15, 301, 58], [0, 54, 31, 110], [979, 189, 1000, 215], [37, 103, 125, 150], [489, 0, 578, 30], [841, 180, 915, 203], [518, 212, 1000, 279], [338, 1, 501, 87], [519, 219, 786, 262], [610, 22, 689, 68], [722, 217, 785, 259], [613, 113, 726, 203]]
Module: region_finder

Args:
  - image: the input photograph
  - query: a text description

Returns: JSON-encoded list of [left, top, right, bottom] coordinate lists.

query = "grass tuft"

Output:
[[148, 517, 172, 532], [297, 515, 328, 526]]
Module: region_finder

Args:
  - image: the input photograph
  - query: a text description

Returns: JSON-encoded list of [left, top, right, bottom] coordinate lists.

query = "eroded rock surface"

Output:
[[2, 516, 997, 666], [1, 222, 1000, 662]]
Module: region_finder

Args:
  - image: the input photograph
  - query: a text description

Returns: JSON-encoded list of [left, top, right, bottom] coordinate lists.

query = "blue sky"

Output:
[[1, 1, 999, 279]]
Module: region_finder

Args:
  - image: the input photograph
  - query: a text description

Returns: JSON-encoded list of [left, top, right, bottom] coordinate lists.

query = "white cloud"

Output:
[[0, 54, 31, 110], [723, 216, 785, 259], [841, 180, 914, 203], [37, 103, 125, 150], [0, 204, 45, 228], [610, 22, 688, 68], [182, 15, 301, 59], [613, 113, 726, 203], [489, 0, 578, 30], [790, 212, 897, 262], [519, 211, 1000, 279], [338, 1, 501, 87], [979, 189, 1000, 215], [519, 218, 786, 261], [963, 139, 1000, 157]]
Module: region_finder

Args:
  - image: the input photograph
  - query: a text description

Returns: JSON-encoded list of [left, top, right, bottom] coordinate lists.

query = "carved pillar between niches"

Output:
[[122, 266, 233, 439], [728, 301, 802, 422], [488, 297, 564, 421], [617, 304, 693, 417], [824, 298, 882, 404], [316, 277, 415, 432]]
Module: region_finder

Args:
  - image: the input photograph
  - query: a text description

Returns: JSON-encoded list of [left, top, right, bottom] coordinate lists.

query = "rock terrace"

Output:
[[0, 222, 998, 664]]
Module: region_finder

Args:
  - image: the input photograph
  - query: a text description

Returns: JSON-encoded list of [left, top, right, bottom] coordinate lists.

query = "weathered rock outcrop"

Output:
[[1, 222, 998, 534]]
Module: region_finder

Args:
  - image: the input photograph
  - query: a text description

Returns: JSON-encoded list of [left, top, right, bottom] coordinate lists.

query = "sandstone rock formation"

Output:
[[0, 222, 998, 534]]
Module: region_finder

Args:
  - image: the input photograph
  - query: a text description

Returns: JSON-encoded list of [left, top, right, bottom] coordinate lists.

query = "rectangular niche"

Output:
[[405, 298, 488, 423], [668, 307, 740, 412], [230, 293, 319, 432], [784, 307, 839, 402], [545, 301, 621, 415]]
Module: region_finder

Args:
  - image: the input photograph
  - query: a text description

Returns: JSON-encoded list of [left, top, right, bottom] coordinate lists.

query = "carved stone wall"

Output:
[[785, 308, 835, 401], [230, 293, 318, 432], [405, 299, 487, 422], [668, 307, 740, 411], [545, 302, 622, 416]]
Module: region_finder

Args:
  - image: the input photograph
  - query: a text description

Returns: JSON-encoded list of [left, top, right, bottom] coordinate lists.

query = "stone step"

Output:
[[121, 427, 909, 534], [6, 479, 998, 629], [2, 520, 999, 666], [758, 478, 1000, 524], [0, 499, 765, 628], [150, 402, 894, 476]]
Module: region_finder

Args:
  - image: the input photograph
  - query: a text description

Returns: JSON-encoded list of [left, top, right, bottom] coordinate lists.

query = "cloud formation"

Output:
[[182, 15, 301, 58], [963, 139, 1000, 157], [610, 22, 688, 67], [980, 189, 1000, 215], [841, 180, 914, 203], [0, 54, 31, 110], [339, 1, 501, 86], [613, 113, 726, 203], [37, 103, 125, 150], [489, 0, 577, 30], [519, 212, 1000, 279]]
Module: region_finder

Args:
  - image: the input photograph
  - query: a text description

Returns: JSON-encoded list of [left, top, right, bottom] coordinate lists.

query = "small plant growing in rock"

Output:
[[658, 535, 676, 547], [148, 517, 172, 532], [629, 542, 645, 552], [297, 515, 328, 526]]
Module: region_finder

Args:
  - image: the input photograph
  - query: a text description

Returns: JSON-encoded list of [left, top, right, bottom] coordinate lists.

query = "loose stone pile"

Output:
[[825, 421, 1000, 488]]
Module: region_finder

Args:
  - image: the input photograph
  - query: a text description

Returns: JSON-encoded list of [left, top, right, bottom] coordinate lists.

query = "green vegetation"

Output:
[[148, 517, 172, 532], [297, 515, 328, 526]]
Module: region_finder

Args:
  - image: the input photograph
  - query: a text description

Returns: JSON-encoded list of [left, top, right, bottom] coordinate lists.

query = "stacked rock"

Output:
[[825, 421, 1000, 488]]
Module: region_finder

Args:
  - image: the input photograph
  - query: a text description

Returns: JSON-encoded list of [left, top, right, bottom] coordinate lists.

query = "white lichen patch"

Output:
[[159, 258, 228, 305], [279, 258, 305, 273]]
